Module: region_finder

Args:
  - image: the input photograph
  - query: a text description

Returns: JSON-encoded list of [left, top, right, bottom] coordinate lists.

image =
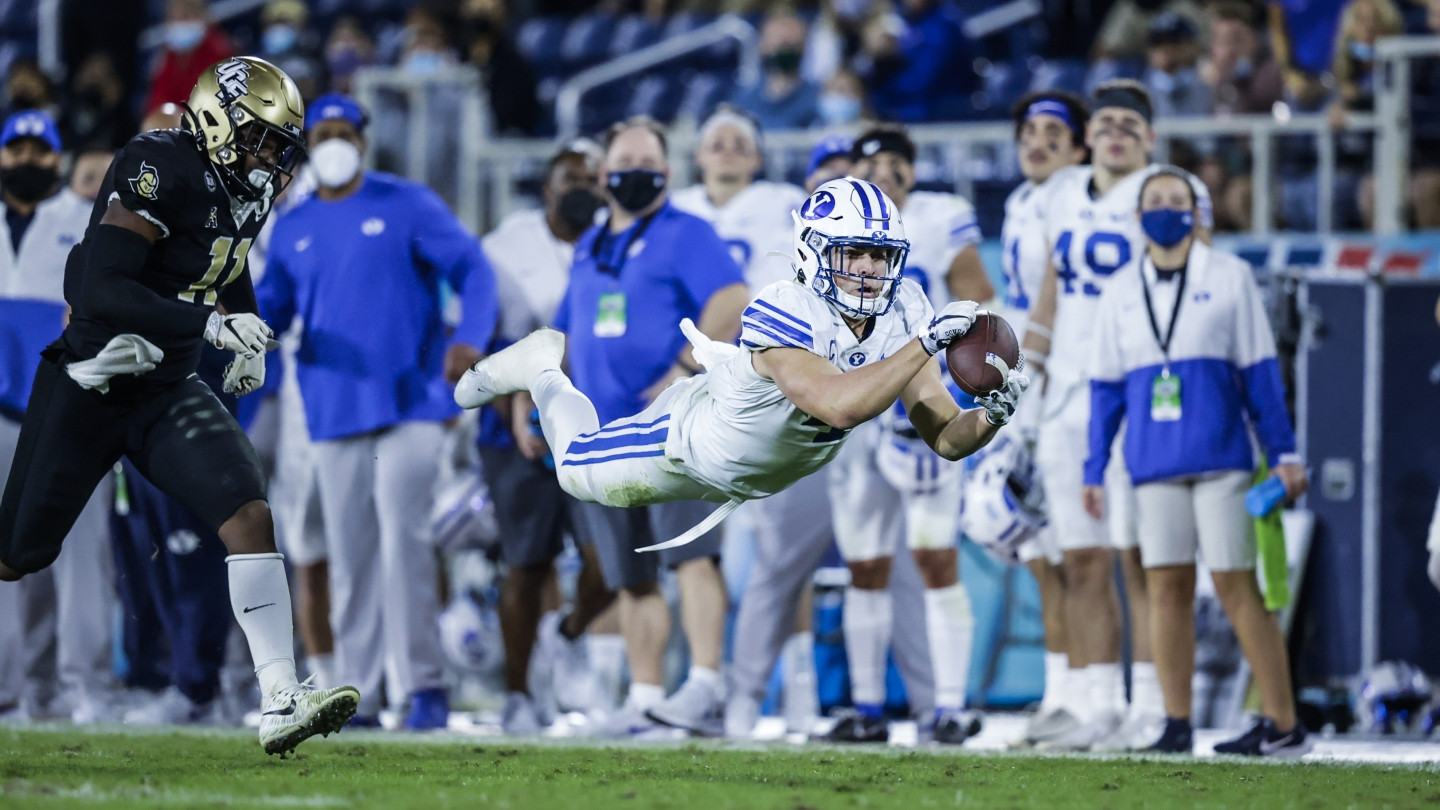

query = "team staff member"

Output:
[[478, 140, 616, 733], [553, 117, 749, 737], [0, 111, 115, 723], [1084, 168, 1311, 757], [258, 93, 498, 730]]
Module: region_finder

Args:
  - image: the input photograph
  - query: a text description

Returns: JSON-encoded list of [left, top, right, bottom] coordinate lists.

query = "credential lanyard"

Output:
[[1139, 257, 1187, 375], [593, 211, 658, 278]]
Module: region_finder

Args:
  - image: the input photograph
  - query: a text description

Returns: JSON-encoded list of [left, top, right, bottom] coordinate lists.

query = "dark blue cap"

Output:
[[306, 93, 368, 133], [807, 134, 853, 176], [1, 110, 60, 152]]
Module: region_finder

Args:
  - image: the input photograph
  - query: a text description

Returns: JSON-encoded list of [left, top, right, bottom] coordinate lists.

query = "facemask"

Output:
[[0, 163, 58, 204], [165, 21, 206, 53], [818, 92, 862, 126], [763, 49, 803, 75], [1140, 207, 1195, 248], [308, 138, 362, 188], [263, 24, 298, 55], [1350, 41, 1374, 62], [606, 169, 665, 213], [403, 51, 445, 77], [556, 188, 603, 232]]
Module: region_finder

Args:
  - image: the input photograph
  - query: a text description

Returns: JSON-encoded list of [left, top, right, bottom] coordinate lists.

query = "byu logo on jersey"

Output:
[[129, 161, 160, 200], [847, 351, 866, 367], [362, 218, 385, 236], [800, 190, 836, 220], [214, 59, 251, 105]]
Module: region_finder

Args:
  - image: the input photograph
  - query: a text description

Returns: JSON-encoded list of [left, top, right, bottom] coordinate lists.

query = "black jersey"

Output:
[[60, 128, 273, 386]]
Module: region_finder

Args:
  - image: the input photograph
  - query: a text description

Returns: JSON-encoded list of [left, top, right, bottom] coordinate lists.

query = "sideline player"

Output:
[[456, 178, 1029, 560], [1020, 80, 1212, 751], [0, 57, 359, 755], [998, 91, 1093, 745]]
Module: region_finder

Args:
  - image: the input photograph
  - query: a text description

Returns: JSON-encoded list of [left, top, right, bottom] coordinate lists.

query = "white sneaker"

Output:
[[502, 692, 542, 735], [1011, 705, 1079, 748], [454, 328, 564, 408], [258, 679, 361, 756], [646, 678, 724, 737], [725, 694, 760, 740], [1036, 709, 1123, 752], [69, 689, 119, 725], [123, 687, 217, 726], [590, 702, 677, 740], [1091, 708, 1166, 752], [537, 611, 604, 713]]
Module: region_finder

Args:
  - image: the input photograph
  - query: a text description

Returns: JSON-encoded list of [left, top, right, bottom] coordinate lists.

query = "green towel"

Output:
[[1253, 461, 1290, 611]]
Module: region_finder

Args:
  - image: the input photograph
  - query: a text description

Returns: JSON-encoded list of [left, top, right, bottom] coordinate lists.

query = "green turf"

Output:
[[0, 727, 1435, 810]]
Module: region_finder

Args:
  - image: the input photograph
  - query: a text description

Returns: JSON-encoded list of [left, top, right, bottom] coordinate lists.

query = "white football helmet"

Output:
[[960, 433, 1047, 564], [791, 177, 910, 318]]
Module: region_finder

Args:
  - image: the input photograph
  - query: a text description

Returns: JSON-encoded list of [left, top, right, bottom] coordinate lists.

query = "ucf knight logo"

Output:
[[214, 59, 251, 105]]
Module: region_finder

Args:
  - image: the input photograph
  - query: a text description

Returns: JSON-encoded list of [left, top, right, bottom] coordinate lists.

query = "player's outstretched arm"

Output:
[[901, 361, 999, 461], [754, 338, 934, 431], [83, 203, 218, 337]]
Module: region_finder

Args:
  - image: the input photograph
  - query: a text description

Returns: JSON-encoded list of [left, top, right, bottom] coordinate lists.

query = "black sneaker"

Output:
[[817, 709, 889, 743], [1146, 717, 1194, 754], [1213, 718, 1313, 757], [932, 710, 983, 745]]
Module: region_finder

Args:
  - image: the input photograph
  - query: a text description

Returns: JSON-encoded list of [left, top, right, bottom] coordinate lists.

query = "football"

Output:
[[945, 311, 1021, 397]]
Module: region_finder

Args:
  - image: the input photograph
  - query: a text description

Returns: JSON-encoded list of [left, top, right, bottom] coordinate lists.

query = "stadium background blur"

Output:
[[2, 0, 1439, 738]]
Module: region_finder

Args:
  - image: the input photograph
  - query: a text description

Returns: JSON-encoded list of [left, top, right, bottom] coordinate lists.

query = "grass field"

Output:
[[1, 727, 1437, 810]]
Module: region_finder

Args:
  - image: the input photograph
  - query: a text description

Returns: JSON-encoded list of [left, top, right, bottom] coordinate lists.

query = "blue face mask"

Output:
[[263, 24, 298, 55], [1350, 41, 1375, 62], [818, 93, 862, 125], [165, 21, 206, 53], [403, 51, 445, 77], [1140, 207, 1195, 247]]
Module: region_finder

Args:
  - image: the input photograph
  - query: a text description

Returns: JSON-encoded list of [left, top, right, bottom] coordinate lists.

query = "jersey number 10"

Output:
[[180, 237, 253, 306]]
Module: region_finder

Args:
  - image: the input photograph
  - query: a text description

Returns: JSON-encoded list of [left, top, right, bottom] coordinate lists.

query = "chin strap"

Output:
[[637, 499, 743, 553]]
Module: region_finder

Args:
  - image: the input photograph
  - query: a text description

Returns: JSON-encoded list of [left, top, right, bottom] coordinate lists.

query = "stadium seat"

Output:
[[608, 15, 661, 60], [674, 71, 732, 122], [518, 17, 569, 77], [560, 13, 617, 71]]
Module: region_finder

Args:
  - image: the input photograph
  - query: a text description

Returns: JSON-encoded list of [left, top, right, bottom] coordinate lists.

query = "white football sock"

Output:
[[843, 586, 893, 707], [782, 632, 818, 723], [1041, 651, 1069, 710], [1087, 662, 1125, 719], [226, 553, 298, 696], [1063, 664, 1089, 715], [628, 682, 665, 711], [1130, 661, 1163, 716], [687, 665, 722, 696], [305, 654, 335, 689], [923, 583, 975, 712], [530, 368, 600, 459]]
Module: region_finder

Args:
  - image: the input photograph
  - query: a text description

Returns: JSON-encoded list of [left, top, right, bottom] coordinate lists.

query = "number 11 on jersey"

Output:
[[181, 237, 253, 306]]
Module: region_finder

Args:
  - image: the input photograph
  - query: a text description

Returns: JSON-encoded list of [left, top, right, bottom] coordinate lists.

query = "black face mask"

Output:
[[606, 170, 665, 213], [763, 49, 803, 75], [556, 187, 603, 232], [0, 163, 57, 203]]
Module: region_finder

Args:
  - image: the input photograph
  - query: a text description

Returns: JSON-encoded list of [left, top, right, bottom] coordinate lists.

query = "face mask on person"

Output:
[[1140, 207, 1195, 247], [165, 21, 206, 53], [763, 48, 803, 75], [606, 169, 665, 213], [1350, 41, 1375, 62], [818, 93, 862, 125], [263, 24, 299, 55], [556, 188, 603, 231], [403, 50, 445, 77], [0, 162, 59, 203], [308, 138, 362, 188]]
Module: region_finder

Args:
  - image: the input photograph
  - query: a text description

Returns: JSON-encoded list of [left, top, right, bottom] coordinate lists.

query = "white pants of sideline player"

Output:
[[1133, 471, 1257, 571], [1032, 386, 1136, 556], [0, 416, 115, 712], [312, 421, 447, 718]]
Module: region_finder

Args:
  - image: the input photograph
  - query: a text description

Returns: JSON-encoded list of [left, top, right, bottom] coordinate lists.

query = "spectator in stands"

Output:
[[145, 0, 235, 115], [323, 17, 376, 96], [67, 146, 112, 202], [1406, 0, 1440, 227], [1144, 13, 1211, 119], [859, 0, 975, 122], [259, 0, 324, 101], [4, 61, 57, 121], [460, 0, 542, 136], [399, 7, 459, 77], [816, 68, 870, 128], [804, 133, 853, 193], [1268, 0, 1347, 108], [1329, 0, 1403, 228], [1095, 0, 1207, 62], [59, 54, 136, 152], [60, 0, 144, 118], [730, 10, 821, 131]]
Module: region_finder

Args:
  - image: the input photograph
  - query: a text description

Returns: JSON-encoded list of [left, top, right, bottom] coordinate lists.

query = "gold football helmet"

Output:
[[184, 56, 306, 202]]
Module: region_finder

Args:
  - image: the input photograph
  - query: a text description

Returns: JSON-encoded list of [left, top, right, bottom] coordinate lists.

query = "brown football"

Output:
[[945, 311, 1020, 397]]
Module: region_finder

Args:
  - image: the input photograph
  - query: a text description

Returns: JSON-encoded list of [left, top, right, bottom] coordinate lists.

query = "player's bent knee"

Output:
[[911, 547, 959, 588], [847, 557, 893, 590]]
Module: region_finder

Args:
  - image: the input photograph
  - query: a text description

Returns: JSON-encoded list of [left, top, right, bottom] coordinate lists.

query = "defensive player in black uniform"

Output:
[[0, 57, 360, 755]]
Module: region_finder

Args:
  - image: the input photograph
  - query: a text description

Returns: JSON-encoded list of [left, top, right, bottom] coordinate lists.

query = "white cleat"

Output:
[[1036, 709, 1123, 752], [258, 679, 361, 757], [1010, 705, 1080, 749], [123, 687, 218, 726], [537, 612, 605, 713], [724, 694, 761, 740], [454, 328, 564, 409], [646, 678, 724, 737], [1091, 709, 1166, 752], [501, 692, 543, 735]]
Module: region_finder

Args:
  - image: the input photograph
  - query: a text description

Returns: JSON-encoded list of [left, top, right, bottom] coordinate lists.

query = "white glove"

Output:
[[205, 311, 277, 358], [977, 370, 1031, 426], [679, 317, 740, 370], [919, 300, 980, 356], [222, 352, 266, 396]]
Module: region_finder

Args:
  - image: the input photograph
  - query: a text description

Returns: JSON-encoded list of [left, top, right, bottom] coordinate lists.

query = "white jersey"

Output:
[[669, 278, 933, 500], [897, 190, 982, 312], [999, 177, 1059, 336], [0, 189, 89, 303], [481, 208, 574, 342], [671, 181, 807, 290], [1042, 163, 1212, 398]]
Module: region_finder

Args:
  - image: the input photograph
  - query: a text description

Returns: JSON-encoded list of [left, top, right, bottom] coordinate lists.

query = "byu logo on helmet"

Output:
[[214, 59, 252, 105], [800, 190, 836, 220]]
